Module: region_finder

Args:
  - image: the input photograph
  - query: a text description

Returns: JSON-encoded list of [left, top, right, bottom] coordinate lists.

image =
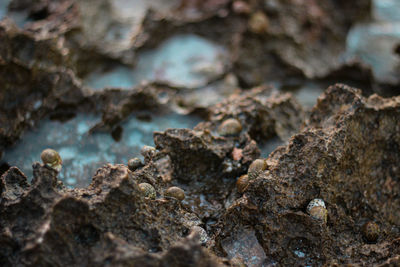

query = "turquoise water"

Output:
[[292, 82, 324, 108], [83, 65, 136, 90], [83, 34, 227, 90], [132, 34, 227, 88], [345, 0, 400, 84], [373, 0, 400, 22], [0, 0, 30, 27], [0, 0, 10, 20], [2, 112, 200, 188], [346, 22, 400, 83]]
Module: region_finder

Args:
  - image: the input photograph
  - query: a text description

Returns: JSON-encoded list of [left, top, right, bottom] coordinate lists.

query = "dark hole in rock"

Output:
[[111, 125, 123, 142], [74, 224, 100, 246], [395, 44, 400, 55], [49, 112, 77, 123], [0, 162, 11, 177], [28, 7, 49, 21]]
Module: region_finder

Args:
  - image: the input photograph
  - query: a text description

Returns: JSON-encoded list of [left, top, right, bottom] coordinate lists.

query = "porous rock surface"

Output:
[[0, 163, 222, 266], [1, 0, 400, 265], [1, 84, 399, 266], [213, 84, 400, 266]]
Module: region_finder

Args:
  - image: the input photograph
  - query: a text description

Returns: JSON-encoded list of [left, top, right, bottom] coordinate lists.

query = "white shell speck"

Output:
[[190, 226, 209, 244], [307, 198, 326, 213]]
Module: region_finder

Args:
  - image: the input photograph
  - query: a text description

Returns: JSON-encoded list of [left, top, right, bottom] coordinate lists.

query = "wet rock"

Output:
[[234, 0, 371, 85], [0, 19, 88, 156], [154, 128, 240, 181], [207, 86, 305, 142], [0, 162, 217, 265], [0, 166, 29, 204], [221, 228, 267, 267], [214, 84, 400, 266], [1, 0, 400, 265]]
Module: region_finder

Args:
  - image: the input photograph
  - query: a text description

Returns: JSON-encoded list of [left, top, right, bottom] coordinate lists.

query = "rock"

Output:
[[221, 228, 267, 266], [0, 0, 399, 264], [214, 84, 400, 266]]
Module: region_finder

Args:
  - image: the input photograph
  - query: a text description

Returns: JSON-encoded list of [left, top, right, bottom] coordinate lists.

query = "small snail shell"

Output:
[[164, 186, 185, 201], [307, 199, 327, 223], [140, 145, 156, 162], [247, 159, 267, 180], [138, 183, 156, 199], [218, 118, 242, 136], [236, 174, 249, 193], [190, 226, 209, 245], [41, 148, 62, 172], [248, 11, 269, 34], [362, 221, 380, 243], [128, 157, 143, 171]]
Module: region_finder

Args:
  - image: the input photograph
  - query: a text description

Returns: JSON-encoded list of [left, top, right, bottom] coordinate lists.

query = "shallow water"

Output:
[[292, 82, 324, 108], [2, 112, 200, 188], [345, 0, 400, 84], [373, 0, 400, 22], [0, 0, 30, 27], [0, 0, 7, 20], [132, 34, 227, 88], [83, 34, 227, 90], [259, 136, 284, 158], [346, 22, 400, 84], [83, 65, 136, 90]]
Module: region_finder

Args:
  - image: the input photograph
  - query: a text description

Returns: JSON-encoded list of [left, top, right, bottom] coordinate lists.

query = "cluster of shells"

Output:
[[236, 158, 267, 193], [40, 146, 186, 202], [38, 111, 382, 244]]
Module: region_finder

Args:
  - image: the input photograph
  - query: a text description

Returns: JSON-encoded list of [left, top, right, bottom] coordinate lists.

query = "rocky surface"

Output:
[[1, 84, 400, 266], [213, 84, 400, 266], [1, 0, 400, 266]]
